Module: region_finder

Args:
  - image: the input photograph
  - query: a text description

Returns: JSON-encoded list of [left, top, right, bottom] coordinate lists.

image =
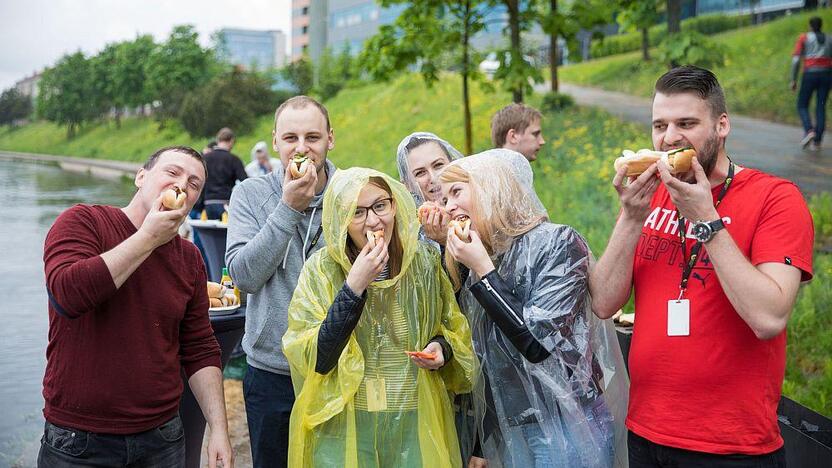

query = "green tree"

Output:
[[145, 25, 218, 121], [667, 0, 682, 34], [281, 56, 314, 95], [90, 42, 123, 126], [539, 0, 612, 92], [37, 51, 99, 137], [360, 0, 489, 154], [616, 0, 663, 61], [492, 0, 541, 102], [315, 44, 359, 101], [113, 35, 155, 116], [0, 88, 33, 126], [179, 68, 280, 137]]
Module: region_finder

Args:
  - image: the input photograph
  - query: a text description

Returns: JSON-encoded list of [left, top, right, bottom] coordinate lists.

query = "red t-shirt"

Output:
[[42, 204, 221, 434], [627, 169, 814, 455]]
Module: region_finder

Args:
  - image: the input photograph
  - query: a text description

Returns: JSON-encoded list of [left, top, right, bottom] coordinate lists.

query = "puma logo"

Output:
[[692, 272, 711, 288]]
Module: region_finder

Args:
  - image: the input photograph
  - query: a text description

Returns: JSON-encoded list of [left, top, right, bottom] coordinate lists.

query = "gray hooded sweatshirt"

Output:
[[225, 159, 337, 375]]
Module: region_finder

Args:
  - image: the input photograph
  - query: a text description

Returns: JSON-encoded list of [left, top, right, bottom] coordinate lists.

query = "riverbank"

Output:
[[0, 150, 139, 180]]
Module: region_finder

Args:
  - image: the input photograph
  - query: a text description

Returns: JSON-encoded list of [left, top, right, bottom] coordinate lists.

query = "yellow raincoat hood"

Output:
[[283, 168, 475, 468]]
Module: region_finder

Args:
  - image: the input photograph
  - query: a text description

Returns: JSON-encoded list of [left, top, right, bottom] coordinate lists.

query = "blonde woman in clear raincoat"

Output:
[[440, 150, 630, 468], [282, 168, 476, 467]]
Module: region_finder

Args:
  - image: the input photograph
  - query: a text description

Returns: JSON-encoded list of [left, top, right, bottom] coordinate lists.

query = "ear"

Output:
[[506, 128, 517, 144], [717, 113, 730, 140], [328, 128, 335, 151], [134, 168, 146, 189]]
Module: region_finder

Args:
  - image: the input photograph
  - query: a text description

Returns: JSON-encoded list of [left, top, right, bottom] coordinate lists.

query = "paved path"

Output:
[[554, 83, 832, 195]]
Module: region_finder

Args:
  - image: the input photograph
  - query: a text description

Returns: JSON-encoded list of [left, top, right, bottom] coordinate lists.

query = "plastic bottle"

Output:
[[220, 267, 240, 304]]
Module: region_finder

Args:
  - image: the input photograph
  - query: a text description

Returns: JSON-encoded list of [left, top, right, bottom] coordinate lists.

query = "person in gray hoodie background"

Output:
[[225, 95, 336, 468]]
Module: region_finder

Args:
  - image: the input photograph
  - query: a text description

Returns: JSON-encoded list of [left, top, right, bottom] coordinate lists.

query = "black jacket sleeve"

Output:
[[469, 270, 550, 363], [427, 335, 453, 365], [315, 283, 366, 374]]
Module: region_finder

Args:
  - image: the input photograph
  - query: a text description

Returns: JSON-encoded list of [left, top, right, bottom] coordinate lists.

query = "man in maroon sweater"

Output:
[[39, 146, 233, 467]]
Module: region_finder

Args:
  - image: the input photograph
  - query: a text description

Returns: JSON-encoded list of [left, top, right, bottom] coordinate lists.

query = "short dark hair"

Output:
[[143, 145, 207, 177], [274, 95, 331, 132], [810, 17, 822, 32], [206, 140, 218, 151], [216, 128, 235, 143], [491, 103, 543, 147], [654, 65, 727, 118], [405, 137, 451, 160]]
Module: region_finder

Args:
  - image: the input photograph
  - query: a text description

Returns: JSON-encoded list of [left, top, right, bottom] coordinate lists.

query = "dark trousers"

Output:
[[797, 70, 832, 142], [37, 416, 185, 467], [628, 431, 786, 468], [243, 365, 295, 468], [204, 203, 226, 221]]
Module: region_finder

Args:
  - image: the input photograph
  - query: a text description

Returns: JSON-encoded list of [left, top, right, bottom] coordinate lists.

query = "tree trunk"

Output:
[[667, 0, 682, 35], [549, 0, 559, 93], [462, 0, 473, 155], [507, 0, 523, 103], [115, 108, 122, 129], [641, 27, 650, 61]]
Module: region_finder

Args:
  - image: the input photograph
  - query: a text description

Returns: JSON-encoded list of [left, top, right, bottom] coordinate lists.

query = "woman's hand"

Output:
[[446, 229, 494, 279], [468, 456, 488, 468], [345, 239, 388, 295], [422, 208, 449, 245], [410, 341, 445, 370]]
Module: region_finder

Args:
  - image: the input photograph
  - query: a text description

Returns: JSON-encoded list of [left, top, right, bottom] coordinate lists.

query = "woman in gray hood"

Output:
[[396, 132, 463, 247]]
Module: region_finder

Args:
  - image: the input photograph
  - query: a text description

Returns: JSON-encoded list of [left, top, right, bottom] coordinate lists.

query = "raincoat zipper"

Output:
[[481, 277, 524, 326]]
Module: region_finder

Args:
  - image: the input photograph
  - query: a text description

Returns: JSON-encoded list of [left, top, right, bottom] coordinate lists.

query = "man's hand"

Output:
[[423, 208, 449, 245], [410, 341, 445, 370], [206, 428, 234, 468], [345, 239, 388, 295], [612, 162, 660, 224], [446, 230, 494, 279], [137, 195, 189, 248], [790, 80, 797, 92], [657, 157, 719, 222], [281, 162, 318, 212]]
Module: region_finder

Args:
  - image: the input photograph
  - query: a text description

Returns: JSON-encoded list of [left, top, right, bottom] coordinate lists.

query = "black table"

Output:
[[180, 306, 246, 468], [189, 220, 228, 283], [614, 325, 832, 466]]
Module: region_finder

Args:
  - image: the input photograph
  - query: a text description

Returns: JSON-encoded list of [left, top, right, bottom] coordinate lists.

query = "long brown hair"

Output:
[[345, 176, 403, 278]]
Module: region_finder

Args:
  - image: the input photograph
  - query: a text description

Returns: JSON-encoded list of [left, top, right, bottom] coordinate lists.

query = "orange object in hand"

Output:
[[405, 350, 437, 360]]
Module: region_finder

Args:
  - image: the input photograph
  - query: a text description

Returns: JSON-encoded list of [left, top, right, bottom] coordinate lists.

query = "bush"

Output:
[[178, 69, 282, 138], [541, 92, 575, 111], [658, 31, 726, 69], [591, 14, 751, 59]]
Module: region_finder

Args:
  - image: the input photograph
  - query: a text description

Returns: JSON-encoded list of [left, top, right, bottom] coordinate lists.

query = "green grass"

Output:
[[561, 10, 832, 125], [1, 72, 831, 417]]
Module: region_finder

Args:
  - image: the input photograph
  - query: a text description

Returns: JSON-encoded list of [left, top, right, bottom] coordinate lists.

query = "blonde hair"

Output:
[[440, 164, 545, 290], [345, 176, 403, 278]]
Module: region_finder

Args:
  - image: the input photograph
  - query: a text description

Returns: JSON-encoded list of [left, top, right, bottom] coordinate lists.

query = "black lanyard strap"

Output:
[[676, 161, 736, 292]]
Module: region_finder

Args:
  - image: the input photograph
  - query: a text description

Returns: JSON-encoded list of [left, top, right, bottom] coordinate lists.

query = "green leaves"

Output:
[[657, 30, 726, 69]]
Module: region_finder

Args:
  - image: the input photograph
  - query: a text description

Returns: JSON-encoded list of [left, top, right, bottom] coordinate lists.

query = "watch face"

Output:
[[694, 223, 712, 242]]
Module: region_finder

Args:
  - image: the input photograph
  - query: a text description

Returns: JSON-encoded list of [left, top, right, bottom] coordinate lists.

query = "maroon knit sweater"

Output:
[[42, 204, 221, 434]]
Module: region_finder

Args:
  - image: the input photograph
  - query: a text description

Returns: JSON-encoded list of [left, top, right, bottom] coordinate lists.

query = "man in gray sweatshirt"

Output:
[[225, 96, 336, 468]]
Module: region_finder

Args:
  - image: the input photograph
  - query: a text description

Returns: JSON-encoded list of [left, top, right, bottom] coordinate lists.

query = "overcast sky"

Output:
[[0, 0, 293, 91]]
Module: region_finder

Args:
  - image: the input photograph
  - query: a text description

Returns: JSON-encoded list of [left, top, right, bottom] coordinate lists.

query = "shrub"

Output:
[[541, 92, 575, 111], [657, 31, 727, 69]]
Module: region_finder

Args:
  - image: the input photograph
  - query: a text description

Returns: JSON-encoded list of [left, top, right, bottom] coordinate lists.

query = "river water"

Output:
[[0, 159, 134, 466]]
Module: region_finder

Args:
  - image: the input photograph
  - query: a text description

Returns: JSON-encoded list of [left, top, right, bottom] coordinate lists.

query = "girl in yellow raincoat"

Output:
[[282, 167, 476, 468]]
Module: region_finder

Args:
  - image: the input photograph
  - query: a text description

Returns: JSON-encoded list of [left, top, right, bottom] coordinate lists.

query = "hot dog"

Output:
[[161, 186, 186, 210], [614, 147, 696, 177], [405, 350, 437, 360], [365, 229, 385, 248], [288, 154, 311, 179], [417, 201, 444, 224], [448, 217, 471, 242]]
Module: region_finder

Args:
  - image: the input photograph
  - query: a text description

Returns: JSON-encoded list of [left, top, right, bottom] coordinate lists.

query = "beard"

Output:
[[669, 129, 721, 182]]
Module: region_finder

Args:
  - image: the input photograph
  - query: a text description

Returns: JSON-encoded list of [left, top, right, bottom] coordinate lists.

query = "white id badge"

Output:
[[667, 299, 690, 336]]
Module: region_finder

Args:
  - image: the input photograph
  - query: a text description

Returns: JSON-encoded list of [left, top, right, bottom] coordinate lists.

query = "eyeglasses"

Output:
[[352, 198, 393, 224]]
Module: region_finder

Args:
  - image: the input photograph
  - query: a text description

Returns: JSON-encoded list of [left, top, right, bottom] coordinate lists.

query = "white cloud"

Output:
[[0, 0, 292, 90]]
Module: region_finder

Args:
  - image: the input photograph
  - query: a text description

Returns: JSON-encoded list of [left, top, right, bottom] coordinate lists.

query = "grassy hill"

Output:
[[561, 10, 832, 125], [1, 73, 831, 417]]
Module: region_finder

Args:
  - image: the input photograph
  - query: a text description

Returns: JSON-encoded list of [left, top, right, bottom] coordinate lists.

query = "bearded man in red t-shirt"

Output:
[[591, 66, 814, 467]]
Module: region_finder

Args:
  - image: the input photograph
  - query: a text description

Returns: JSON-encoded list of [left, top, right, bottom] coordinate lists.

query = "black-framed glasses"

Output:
[[352, 198, 394, 223]]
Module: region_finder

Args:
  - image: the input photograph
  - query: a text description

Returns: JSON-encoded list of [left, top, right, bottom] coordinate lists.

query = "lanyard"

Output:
[[676, 161, 735, 297]]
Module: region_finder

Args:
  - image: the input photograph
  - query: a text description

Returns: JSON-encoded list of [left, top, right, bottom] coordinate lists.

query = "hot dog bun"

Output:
[[209, 297, 223, 308], [365, 229, 385, 248], [614, 148, 696, 177], [288, 154, 310, 179], [417, 201, 443, 224], [161, 186, 186, 210], [448, 217, 471, 242], [207, 281, 226, 298]]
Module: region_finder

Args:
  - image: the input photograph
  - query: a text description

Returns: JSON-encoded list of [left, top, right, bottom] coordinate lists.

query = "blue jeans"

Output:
[[37, 416, 185, 467], [243, 365, 295, 468], [502, 398, 614, 468], [797, 70, 832, 142]]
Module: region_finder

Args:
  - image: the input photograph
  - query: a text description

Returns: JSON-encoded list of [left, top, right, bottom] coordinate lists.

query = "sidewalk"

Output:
[[552, 83, 832, 195]]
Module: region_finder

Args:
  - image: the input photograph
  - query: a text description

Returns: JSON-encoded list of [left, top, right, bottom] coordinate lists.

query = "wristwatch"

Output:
[[692, 218, 725, 243]]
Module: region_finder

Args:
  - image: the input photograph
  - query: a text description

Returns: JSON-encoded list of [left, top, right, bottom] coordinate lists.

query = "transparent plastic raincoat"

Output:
[[395, 132, 464, 207], [446, 153, 629, 467], [283, 168, 476, 468]]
